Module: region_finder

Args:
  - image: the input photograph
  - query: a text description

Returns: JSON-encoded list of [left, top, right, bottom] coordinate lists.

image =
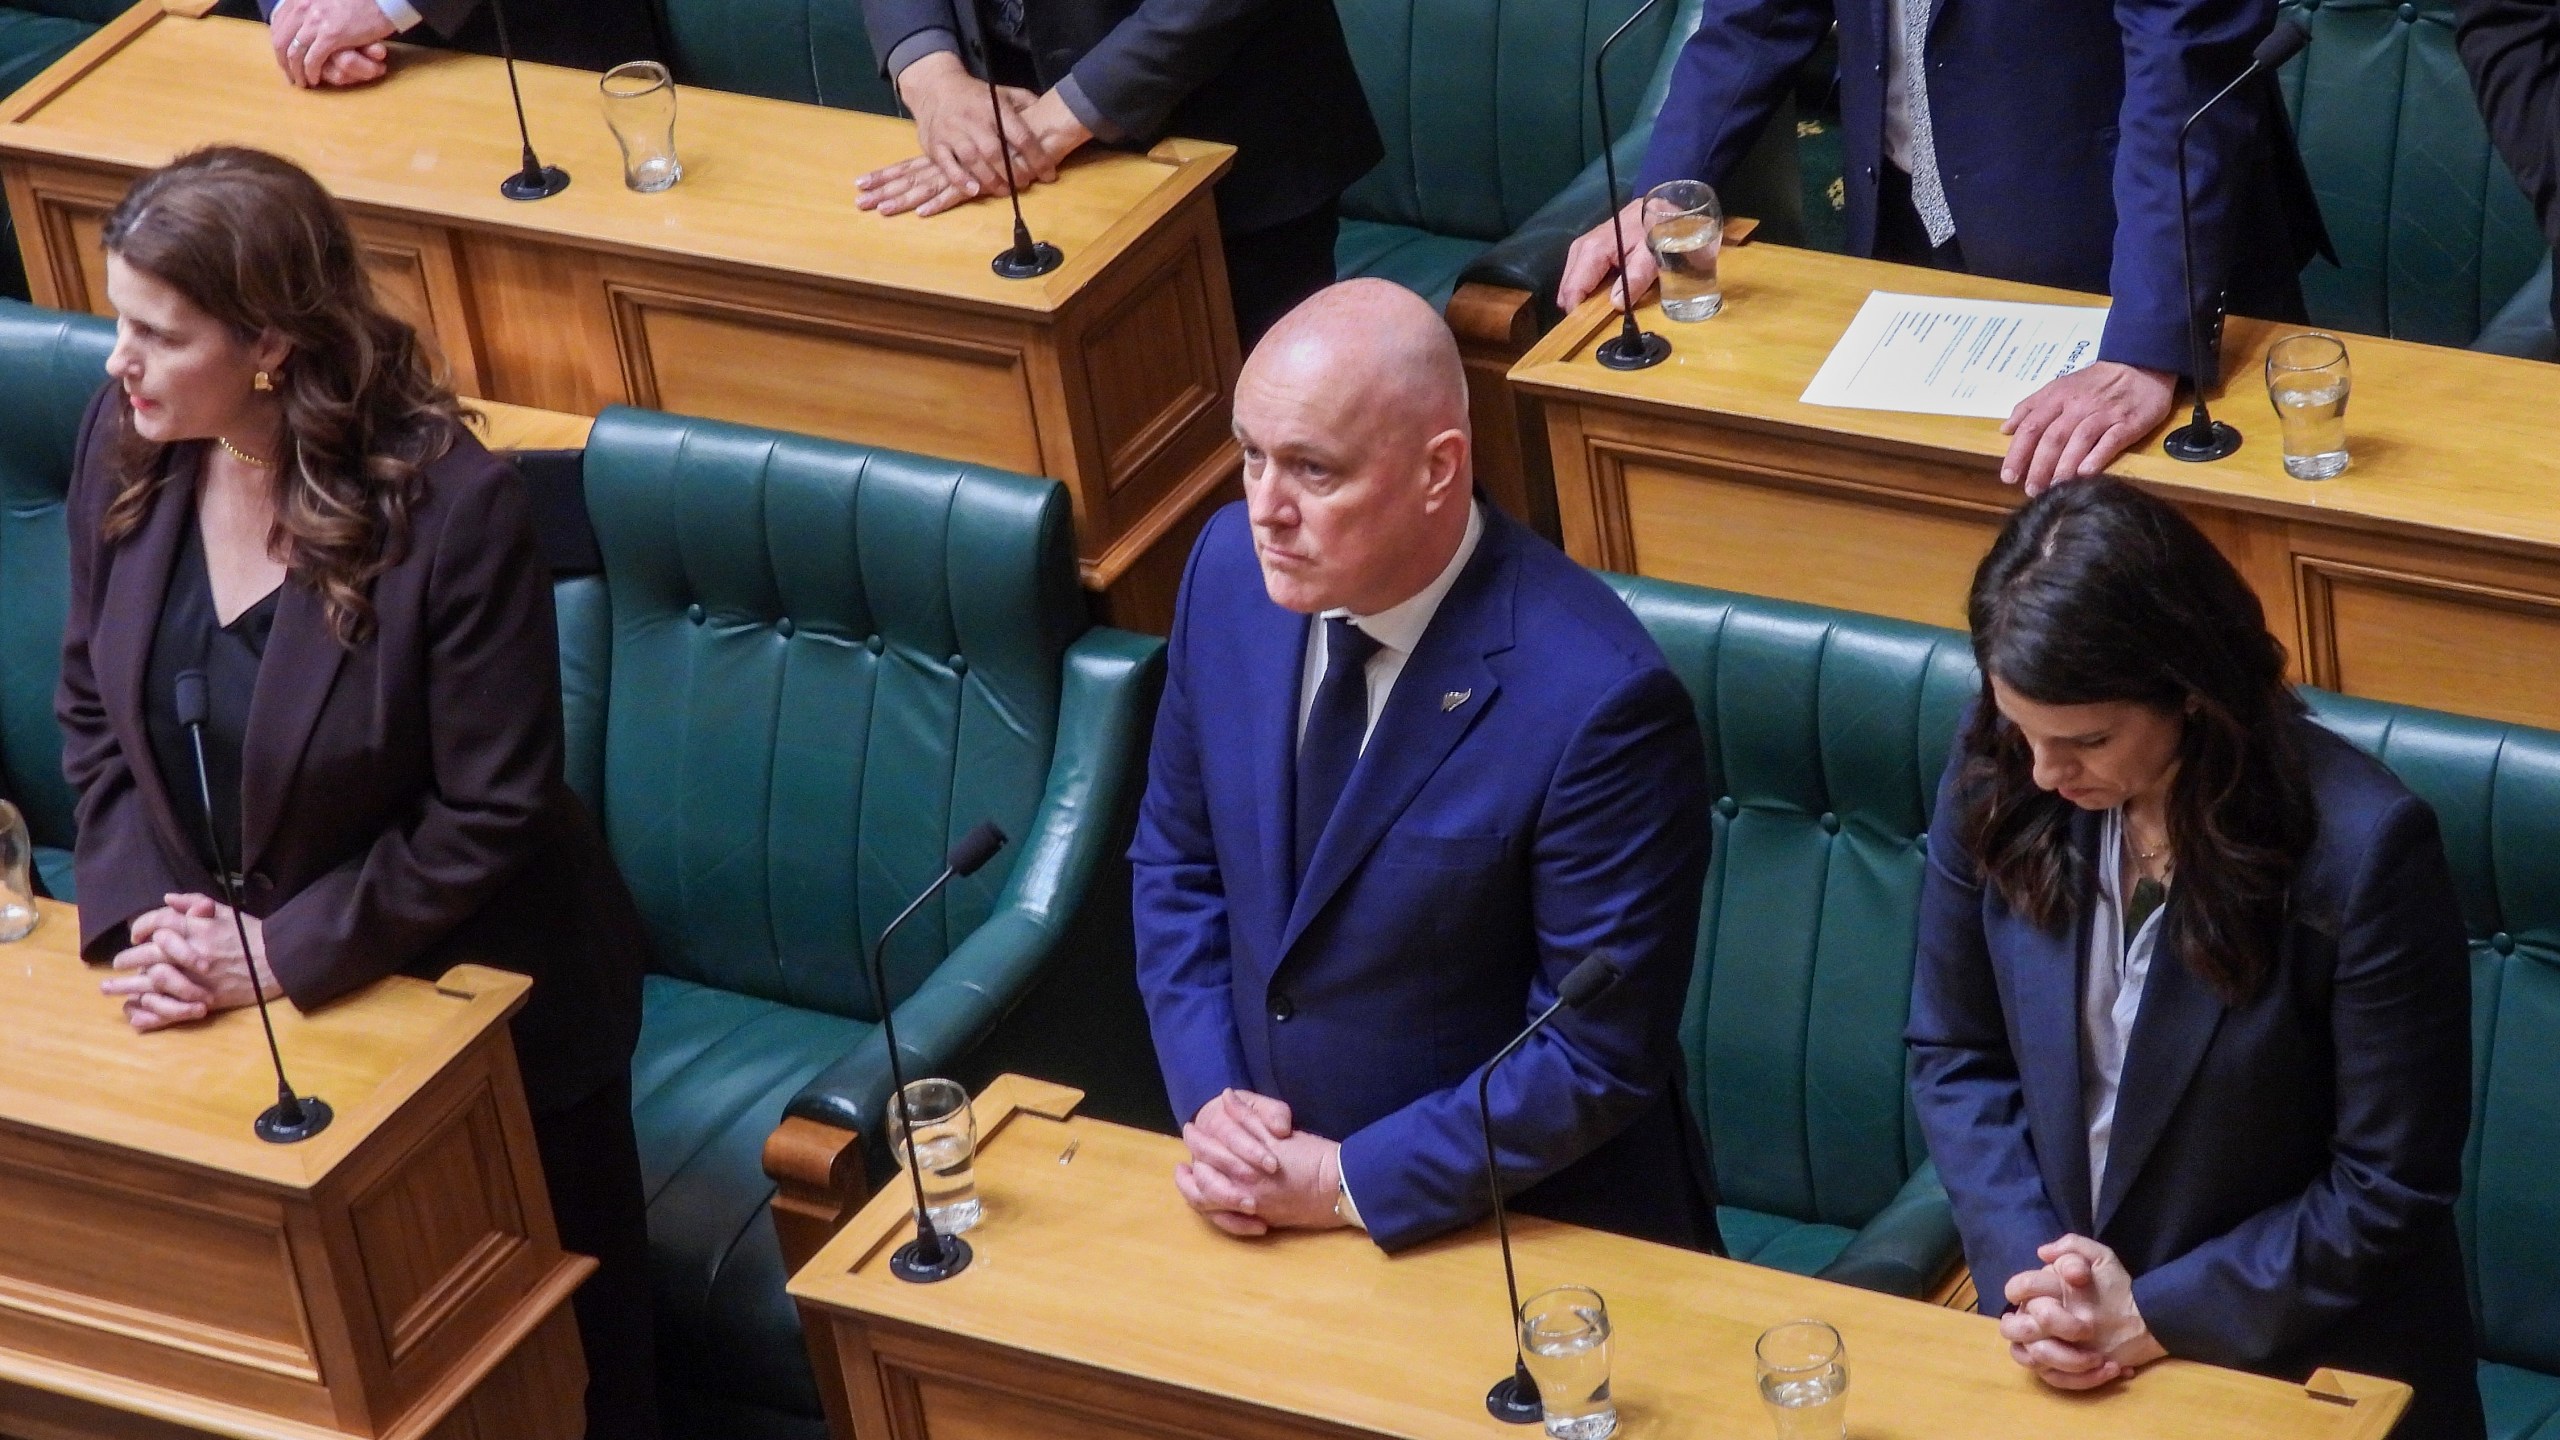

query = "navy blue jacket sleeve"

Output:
[[1906, 757, 2074, 1313], [1632, 0, 1832, 196], [1335, 664, 1711, 1252], [2127, 795, 2472, 1366]]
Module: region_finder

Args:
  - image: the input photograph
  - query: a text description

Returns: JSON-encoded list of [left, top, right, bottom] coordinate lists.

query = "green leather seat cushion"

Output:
[[0, 9, 89, 97], [2483, 1362, 2560, 1440], [635, 974, 868, 1420], [1334, 220, 1493, 313], [32, 847, 70, 900], [1717, 1206, 1856, 1277]]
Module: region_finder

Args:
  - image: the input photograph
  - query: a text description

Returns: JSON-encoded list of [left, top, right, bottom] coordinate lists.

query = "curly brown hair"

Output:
[[99, 146, 464, 645]]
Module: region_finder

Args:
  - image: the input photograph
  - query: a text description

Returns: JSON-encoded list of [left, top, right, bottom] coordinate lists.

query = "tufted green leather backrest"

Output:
[[2298, 690, 2560, 1375], [2277, 0, 2547, 345], [1611, 578, 1976, 1230], [1339, 0, 1701, 242], [0, 300, 108, 855], [575, 407, 1084, 1023], [656, 0, 897, 113]]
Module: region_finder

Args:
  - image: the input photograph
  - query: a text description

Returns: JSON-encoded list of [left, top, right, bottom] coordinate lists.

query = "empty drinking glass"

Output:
[[1644, 179, 1725, 321], [887, 1077, 981, 1233], [600, 61, 682, 193], [1520, 1285, 1616, 1440], [1756, 1319, 1848, 1440], [0, 800, 36, 943], [2264, 331, 2350, 480]]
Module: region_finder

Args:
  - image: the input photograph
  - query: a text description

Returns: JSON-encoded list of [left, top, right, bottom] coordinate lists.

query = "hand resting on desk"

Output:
[[99, 891, 283, 1033], [2001, 1233, 2168, 1391], [1174, 1088, 1353, 1236], [265, 0, 393, 88], [858, 52, 1091, 218]]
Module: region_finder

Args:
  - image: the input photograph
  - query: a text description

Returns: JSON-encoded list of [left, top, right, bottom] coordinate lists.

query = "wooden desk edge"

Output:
[[0, 1, 154, 127], [787, 1073, 1085, 1302], [2303, 1367, 2415, 1440]]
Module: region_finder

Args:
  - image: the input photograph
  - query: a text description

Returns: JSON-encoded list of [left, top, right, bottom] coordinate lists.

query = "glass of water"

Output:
[[887, 1077, 981, 1233], [0, 801, 35, 943], [1644, 179, 1725, 322], [2264, 331, 2350, 480], [601, 61, 683, 193], [1520, 1285, 1616, 1440], [1756, 1319, 1848, 1439]]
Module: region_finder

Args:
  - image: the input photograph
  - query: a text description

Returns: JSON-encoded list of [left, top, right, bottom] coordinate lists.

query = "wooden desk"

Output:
[[0, 900, 589, 1440], [790, 1075, 2407, 1440], [1512, 243, 2560, 730], [0, 5, 1242, 629]]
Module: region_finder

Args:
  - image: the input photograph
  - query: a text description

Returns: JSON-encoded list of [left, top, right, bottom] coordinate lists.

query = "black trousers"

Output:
[[532, 1076, 661, 1440], [1224, 201, 1341, 353]]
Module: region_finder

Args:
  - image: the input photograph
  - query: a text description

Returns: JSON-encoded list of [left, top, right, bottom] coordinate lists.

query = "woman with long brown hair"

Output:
[[1909, 477, 2481, 1439], [57, 146, 657, 1439]]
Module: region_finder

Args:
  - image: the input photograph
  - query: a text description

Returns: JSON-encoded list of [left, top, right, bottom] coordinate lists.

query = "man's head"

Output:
[[1233, 279, 1473, 615]]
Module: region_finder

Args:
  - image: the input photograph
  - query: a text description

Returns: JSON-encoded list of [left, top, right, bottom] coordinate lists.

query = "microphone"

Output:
[[2162, 17, 2311, 462], [948, 11, 1061, 278], [1478, 952, 1623, 1423], [869, 820, 1010, 1282], [174, 669, 332, 1145], [489, 0, 569, 201], [1590, 0, 1673, 372]]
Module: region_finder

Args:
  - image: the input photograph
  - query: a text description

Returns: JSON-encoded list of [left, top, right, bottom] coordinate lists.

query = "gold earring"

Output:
[[252, 370, 273, 393]]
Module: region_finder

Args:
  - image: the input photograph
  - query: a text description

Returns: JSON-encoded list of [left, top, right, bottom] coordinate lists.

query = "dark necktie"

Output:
[[1295, 616, 1381, 882]]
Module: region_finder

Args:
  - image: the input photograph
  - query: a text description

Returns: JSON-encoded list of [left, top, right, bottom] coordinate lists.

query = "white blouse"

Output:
[[2083, 806, 2168, 1207]]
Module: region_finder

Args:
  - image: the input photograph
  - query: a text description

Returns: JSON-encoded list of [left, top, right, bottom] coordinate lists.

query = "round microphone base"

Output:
[[1484, 1371, 1544, 1425], [992, 241, 1065, 280], [2163, 418, 2241, 463], [1594, 328, 1672, 372], [889, 1233, 974, 1284], [500, 165, 571, 202], [254, 1096, 335, 1145]]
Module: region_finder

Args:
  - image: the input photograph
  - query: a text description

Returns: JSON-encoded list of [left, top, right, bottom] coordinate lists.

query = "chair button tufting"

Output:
[[2493, 933, 2516, 955], [1715, 796, 1739, 818], [2395, 1, 2415, 18], [950, 655, 968, 675], [686, 603, 704, 625], [1820, 812, 1841, 834], [776, 617, 795, 638], [866, 634, 884, 655]]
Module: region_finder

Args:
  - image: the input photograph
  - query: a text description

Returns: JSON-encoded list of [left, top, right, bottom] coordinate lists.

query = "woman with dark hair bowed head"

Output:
[[58, 147, 658, 1440], [1908, 477, 2484, 1439]]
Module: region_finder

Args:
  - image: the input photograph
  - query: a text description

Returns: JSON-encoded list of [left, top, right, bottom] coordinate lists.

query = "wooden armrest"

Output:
[[763, 1115, 871, 1274]]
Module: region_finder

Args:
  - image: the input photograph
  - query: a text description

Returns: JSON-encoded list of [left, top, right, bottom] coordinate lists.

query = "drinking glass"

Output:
[[886, 1077, 981, 1233], [1756, 1319, 1848, 1440], [0, 800, 35, 943], [1643, 179, 1725, 321], [1520, 1285, 1616, 1440], [600, 61, 682, 193], [2264, 331, 2350, 480]]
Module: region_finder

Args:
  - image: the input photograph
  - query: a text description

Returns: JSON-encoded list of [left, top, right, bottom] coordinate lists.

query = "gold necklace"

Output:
[[215, 436, 275, 468]]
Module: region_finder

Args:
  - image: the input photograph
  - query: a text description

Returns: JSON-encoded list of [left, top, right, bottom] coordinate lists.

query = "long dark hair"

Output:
[[100, 146, 463, 645], [1956, 478, 2314, 1004]]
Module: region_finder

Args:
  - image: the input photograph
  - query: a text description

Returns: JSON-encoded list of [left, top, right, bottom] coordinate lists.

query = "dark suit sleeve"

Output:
[[1905, 757, 2075, 1313], [405, 0, 485, 38], [2128, 796, 2472, 1366], [1058, 0, 1293, 145], [1631, 0, 1832, 197], [56, 387, 186, 964], [261, 463, 565, 1008], [1335, 664, 1710, 1252], [2454, 0, 2560, 248], [1128, 523, 1253, 1125], [861, 0, 959, 82], [2097, 0, 2279, 372]]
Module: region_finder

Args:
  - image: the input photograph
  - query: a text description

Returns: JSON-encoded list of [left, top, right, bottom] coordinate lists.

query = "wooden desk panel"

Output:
[[1513, 244, 2560, 727], [790, 1076, 2407, 1440], [0, 5, 1242, 630]]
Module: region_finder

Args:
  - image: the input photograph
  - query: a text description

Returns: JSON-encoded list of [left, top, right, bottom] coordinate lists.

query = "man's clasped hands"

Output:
[[1173, 1087, 1352, 1235]]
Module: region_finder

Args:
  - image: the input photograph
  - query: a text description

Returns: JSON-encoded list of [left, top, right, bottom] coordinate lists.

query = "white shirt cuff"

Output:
[[375, 0, 424, 32]]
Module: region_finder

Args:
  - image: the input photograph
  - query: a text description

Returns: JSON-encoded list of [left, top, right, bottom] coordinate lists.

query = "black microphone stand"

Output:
[[2164, 21, 2311, 461], [958, 21, 1061, 277], [174, 670, 331, 1144], [490, 0, 568, 200], [1590, 0, 1672, 372], [868, 822, 1009, 1283]]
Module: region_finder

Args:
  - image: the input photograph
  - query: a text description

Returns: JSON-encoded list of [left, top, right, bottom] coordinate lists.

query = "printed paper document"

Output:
[[1800, 291, 2110, 418]]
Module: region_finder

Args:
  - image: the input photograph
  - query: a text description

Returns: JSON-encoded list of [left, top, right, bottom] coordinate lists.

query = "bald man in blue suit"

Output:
[[1131, 280, 1723, 1253]]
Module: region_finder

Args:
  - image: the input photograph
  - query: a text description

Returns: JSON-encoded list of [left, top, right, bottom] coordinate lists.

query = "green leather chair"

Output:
[[0, 299, 108, 899], [2277, 0, 2548, 347], [652, 0, 896, 113], [0, 1, 118, 300], [563, 407, 1163, 1439], [1612, 579, 1972, 1298]]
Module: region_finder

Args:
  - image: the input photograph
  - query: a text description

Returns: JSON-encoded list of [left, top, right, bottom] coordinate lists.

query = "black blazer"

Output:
[[2455, 0, 2560, 250], [237, 0, 665, 74], [56, 387, 646, 1113], [1909, 717, 2483, 1439], [860, 0, 1382, 235]]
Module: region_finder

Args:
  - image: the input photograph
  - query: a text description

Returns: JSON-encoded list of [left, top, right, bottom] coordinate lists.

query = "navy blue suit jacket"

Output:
[[1909, 718, 2483, 1439], [1132, 501, 1722, 1254], [1634, 0, 2326, 374]]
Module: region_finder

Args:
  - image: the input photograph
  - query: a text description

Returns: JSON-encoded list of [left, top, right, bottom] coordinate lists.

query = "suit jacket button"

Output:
[[1267, 992, 1295, 1023]]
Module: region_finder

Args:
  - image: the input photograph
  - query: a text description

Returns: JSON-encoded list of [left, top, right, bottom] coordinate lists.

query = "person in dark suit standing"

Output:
[[850, 0, 1382, 346], [2455, 0, 2560, 338], [1130, 279, 1723, 1252], [242, 0, 664, 88], [1909, 478, 2482, 1439], [1559, 0, 2328, 495], [60, 148, 659, 1440]]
